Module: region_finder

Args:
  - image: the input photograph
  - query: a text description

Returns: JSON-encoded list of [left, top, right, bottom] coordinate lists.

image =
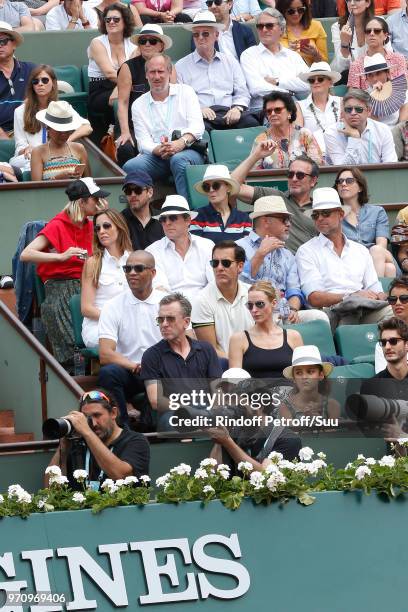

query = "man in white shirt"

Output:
[[46, 0, 97, 30], [324, 88, 398, 165], [240, 7, 310, 110], [146, 194, 214, 303], [206, 0, 256, 60], [97, 250, 165, 425], [176, 11, 258, 131], [191, 240, 253, 359], [296, 187, 392, 329], [123, 54, 205, 201]]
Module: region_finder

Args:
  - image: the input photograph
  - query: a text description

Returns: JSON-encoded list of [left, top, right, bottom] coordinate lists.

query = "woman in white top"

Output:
[[81, 208, 132, 347], [10, 65, 91, 172], [298, 61, 342, 158], [375, 276, 408, 373], [87, 3, 137, 136], [330, 0, 375, 75]]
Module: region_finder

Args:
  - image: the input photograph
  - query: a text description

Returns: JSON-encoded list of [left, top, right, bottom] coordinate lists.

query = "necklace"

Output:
[[309, 99, 339, 133]]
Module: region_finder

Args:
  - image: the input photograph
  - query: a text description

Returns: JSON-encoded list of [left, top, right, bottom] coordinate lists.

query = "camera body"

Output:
[[42, 416, 92, 439]]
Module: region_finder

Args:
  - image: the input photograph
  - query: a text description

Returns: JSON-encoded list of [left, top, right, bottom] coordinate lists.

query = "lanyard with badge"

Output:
[[85, 447, 114, 491], [148, 93, 174, 143]]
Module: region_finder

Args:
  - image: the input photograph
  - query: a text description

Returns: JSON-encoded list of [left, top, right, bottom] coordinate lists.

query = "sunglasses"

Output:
[[124, 185, 146, 195], [246, 301, 266, 310], [80, 390, 111, 406], [105, 16, 121, 22], [156, 315, 177, 325], [287, 170, 312, 180], [265, 215, 291, 224], [206, 0, 225, 5], [335, 177, 356, 185], [365, 27, 383, 34], [122, 264, 153, 273], [286, 6, 306, 14], [311, 210, 336, 220], [265, 106, 285, 115], [202, 181, 222, 192], [209, 258, 236, 268], [256, 22, 280, 30], [308, 76, 327, 84], [379, 337, 405, 347], [32, 77, 50, 85], [344, 106, 366, 114], [0, 37, 12, 47], [387, 294, 408, 305], [192, 31, 211, 38], [159, 214, 184, 223], [138, 37, 159, 45], [95, 222, 112, 232]]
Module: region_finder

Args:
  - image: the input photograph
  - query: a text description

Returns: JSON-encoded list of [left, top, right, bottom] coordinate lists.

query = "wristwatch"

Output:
[[70, 18, 78, 23], [181, 136, 192, 148]]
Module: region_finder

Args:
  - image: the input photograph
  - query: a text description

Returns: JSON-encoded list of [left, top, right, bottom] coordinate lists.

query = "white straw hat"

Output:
[[183, 10, 224, 31], [194, 164, 240, 196], [36, 100, 82, 132], [283, 345, 333, 379], [249, 195, 292, 220], [299, 61, 341, 84], [312, 187, 342, 211], [153, 194, 198, 220], [0, 21, 23, 46], [132, 23, 173, 50], [362, 53, 390, 75]]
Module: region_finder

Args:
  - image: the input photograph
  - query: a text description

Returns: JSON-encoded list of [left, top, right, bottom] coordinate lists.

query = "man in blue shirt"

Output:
[[0, 23, 35, 136], [387, 0, 408, 59]]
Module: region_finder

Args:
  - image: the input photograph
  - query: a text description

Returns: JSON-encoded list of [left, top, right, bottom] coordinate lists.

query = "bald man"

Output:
[[97, 251, 166, 425]]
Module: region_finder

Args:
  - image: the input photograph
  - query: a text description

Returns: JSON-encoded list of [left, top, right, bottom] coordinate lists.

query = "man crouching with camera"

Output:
[[44, 389, 150, 490]]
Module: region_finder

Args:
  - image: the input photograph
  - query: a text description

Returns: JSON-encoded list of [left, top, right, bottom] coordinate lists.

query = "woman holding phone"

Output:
[[276, 0, 328, 65]]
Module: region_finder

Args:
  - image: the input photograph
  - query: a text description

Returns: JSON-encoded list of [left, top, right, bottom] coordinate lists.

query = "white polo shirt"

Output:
[[191, 281, 253, 354], [98, 288, 164, 363]]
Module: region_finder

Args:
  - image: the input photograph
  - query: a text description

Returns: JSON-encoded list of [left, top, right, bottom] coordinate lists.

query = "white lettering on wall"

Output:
[[0, 552, 27, 612], [21, 550, 62, 612]]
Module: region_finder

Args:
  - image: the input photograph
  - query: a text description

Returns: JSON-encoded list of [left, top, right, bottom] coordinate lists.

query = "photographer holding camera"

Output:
[[45, 389, 150, 490]]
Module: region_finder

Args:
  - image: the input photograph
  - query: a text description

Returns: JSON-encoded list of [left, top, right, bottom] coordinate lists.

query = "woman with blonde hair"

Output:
[[228, 280, 303, 378], [20, 178, 109, 369], [81, 209, 132, 348]]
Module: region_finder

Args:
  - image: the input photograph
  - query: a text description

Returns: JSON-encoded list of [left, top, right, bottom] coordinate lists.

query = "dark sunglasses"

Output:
[[105, 16, 121, 22], [159, 214, 183, 223], [122, 264, 153, 273], [335, 177, 356, 185], [287, 170, 312, 180], [95, 222, 112, 232], [379, 337, 405, 347], [246, 301, 266, 310], [206, 0, 225, 5], [0, 37, 12, 47], [308, 76, 327, 84], [80, 390, 111, 406], [265, 215, 291, 224], [32, 77, 50, 85], [192, 31, 211, 38], [287, 6, 306, 14], [124, 185, 146, 195], [202, 181, 222, 193], [210, 258, 236, 268], [265, 106, 285, 115], [156, 315, 177, 325], [344, 106, 365, 114], [138, 37, 159, 45], [365, 27, 383, 34], [387, 295, 408, 305], [311, 210, 336, 220], [256, 22, 279, 30]]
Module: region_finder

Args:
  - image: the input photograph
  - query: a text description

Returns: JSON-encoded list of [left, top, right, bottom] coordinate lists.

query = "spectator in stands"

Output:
[[10, 65, 91, 172], [231, 0, 262, 21], [276, 0, 328, 65], [93, 0, 142, 26], [331, 0, 375, 78], [132, 0, 192, 23], [191, 240, 253, 358], [20, 178, 109, 368], [337, 0, 401, 17], [296, 186, 392, 329], [87, 3, 137, 142], [120, 170, 164, 250], [97, 250, 164, 424], [206, 0, 257, 60], [236, 195, 330, 324], [116, 24, 174, 167], [347, 16, 407, 89], [0, 161, 17, 181], [392, 120, 408, 159], [0, 23, 35, 139], [123, 54, 205, 201], [146, 195, 214, 302], [240, 8, 310, 110], [182, 0, 202, 20], [46, 388, 150, 490], [298, 62, 342, 159], [251, 92, 324, 169], [229, 280, 303, 377], [81, 209, 132, 348], [45, 0, 98, 29], [375, 276, 408, 371], [190, 164, 251, 243], [177, 11, 258, 131], [30, 100, 90, 180], [0, 0, 43, 32], [362, 54, 408, 125], [391, 223, 408, 273], [232, 148, 319, 253], [334, 166, 396, 277], [387, 0, 408, 59], [141, 292, 222, 431], [324, 88, 398, 164]]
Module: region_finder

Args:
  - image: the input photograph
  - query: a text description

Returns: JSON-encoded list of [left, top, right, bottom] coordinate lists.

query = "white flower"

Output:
[[250, 471, 265, 490], [200, 458, 217, 468], [139, 475, 150, 484], [357, 454, 366, 461], [267, 451, 283, 463], [217, 464, 230, 473], [266, 471, 286, 492], [379, 455, 396, 468], [8, 484, 32, 503], [45, 466, 61, 477], [317, 452, 327, 460], [218, 470, 230, 480], [72, 492, 86, 504], [73, 469, 88, 482], [355, 465, 371, 481], [37, 499, 45, 509], [345, 462, 353, 470], [311, 459, 327, 471], [305, 461, 326, 476], [0, 494, 3, 503], [294, 462, 308, 472], [194, 468, 209, 479], [115, 479, 125, 488], [18, 490, 32, 504], [397, 437, 408, 446], [365, 457, 376, 465], [124, 476, 139, 485], [101, 479, 118, 494], [237, 461, 253, 473], [8, 484, 24, 497], [203, 485, 215, 494], [299, 447, 314, 462], [170, 463, 192, 476], [156, 474, 170, 488], [278, 460, 295, 470], [49, 475, 69, 486]]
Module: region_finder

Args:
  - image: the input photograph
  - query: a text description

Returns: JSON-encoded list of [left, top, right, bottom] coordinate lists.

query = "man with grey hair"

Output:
[[240, 8, 309, 110], [141, 292, 222, 431], [324, 88, 398, 165]]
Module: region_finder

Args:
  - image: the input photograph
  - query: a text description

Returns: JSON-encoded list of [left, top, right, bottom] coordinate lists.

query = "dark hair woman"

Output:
[[331, 0, 375, 77], [276, 0, 328, 65]]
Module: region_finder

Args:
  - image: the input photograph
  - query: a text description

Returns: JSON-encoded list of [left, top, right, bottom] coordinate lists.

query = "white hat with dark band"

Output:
[[363, 53, 390, 75], [153, 195, 198, 220]]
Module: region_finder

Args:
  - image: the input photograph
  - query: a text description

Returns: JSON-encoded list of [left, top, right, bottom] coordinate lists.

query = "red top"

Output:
[[337, 0, 401, 15], [36, 211, 93, 282]]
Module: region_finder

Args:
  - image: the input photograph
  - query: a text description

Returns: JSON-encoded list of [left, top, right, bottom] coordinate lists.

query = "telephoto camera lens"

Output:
[[42, 417, 72, 439]]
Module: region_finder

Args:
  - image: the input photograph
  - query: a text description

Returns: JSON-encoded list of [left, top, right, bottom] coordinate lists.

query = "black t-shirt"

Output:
[[121, 208, 164, 251], [360, 369, 408, 400]]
